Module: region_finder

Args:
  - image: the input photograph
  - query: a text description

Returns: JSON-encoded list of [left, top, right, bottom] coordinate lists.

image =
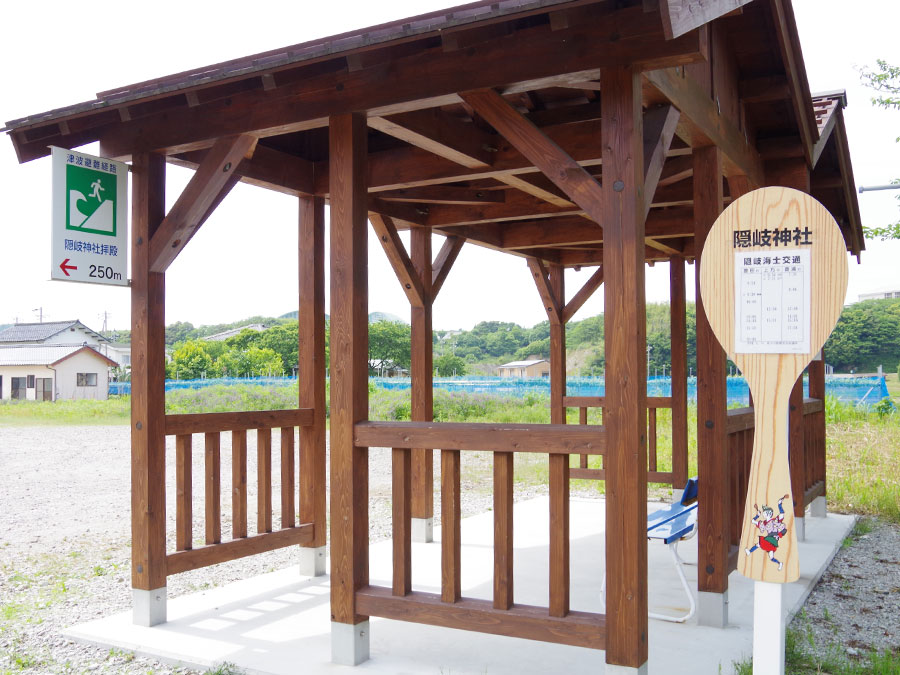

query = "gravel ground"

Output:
[[1, 425, 896, 674]]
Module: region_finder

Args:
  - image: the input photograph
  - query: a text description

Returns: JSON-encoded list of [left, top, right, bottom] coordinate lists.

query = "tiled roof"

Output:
[[0, 344, 116, 367], [0, 320, 109, 344]]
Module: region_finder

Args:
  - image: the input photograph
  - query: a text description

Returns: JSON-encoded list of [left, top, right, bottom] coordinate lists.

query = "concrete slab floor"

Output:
[[65, 497, 854, 674]]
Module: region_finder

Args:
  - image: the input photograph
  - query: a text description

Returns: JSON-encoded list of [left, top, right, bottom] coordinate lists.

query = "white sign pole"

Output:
[[754, 581, 785, 675]]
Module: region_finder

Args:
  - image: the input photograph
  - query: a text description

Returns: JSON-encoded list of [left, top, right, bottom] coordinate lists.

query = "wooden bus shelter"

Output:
[[4, 0, 863, 671]]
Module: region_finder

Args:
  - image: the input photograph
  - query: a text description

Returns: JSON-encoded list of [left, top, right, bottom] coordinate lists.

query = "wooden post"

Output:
[[299, 195, 327, 575], [601, 66, 648, 670], [130, 151, 167, 626], [329, 112, 370, 665], [694, 145, 730, 627], [808, 354, 827, 514], [669, 255, 689, 494], [548, 262, 569, 617], [410, 228, 435, 542]]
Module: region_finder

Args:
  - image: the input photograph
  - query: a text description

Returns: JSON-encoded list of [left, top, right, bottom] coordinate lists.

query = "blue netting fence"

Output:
[[109, 375, 889, 407]]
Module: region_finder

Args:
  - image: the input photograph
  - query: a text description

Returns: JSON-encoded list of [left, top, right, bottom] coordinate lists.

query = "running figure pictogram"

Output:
[[89, 178, 105, 202], [745, 494, 790, 571]]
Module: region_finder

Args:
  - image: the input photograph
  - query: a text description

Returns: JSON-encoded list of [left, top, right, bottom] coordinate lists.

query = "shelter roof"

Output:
[[0, 344, 118, 367], [3, 0, 865, 265], [0, 320, 109, 344]]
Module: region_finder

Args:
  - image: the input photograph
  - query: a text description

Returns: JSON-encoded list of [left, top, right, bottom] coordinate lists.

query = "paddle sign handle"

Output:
[[698, 187, 848, 584]]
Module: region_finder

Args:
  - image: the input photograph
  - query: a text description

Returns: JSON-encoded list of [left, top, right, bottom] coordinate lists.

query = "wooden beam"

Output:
[[369, 109, 497, 168], [356, 586, 606, 650], [645, 67, 764, 187], [84, 6, 703, 163], [642, 105, 681, 221], [329, 113, 370, 626], [298, 196, 327, 551], [431, 236, 465, 300], [369, 213, 426, 307], [166, 525, 313, 575], [562, 266, 604, 323], [354, 421, 604, 454], [657, 155, 693, 187], [601, 65, 648, 670], [739, 75, 791, 104], [669, 256, 689, 490], [659, 0, 754, 40], [131, 151, 167, 592], [149, 134, 257, 273], [379, 186, 504, 205], [461, 89, 605, 224], [526, 258, 562, 324], [165, 409, 313, 435]]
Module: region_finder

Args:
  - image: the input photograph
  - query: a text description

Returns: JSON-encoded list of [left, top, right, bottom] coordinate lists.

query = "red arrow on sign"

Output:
[[59, 259, 78, 276]]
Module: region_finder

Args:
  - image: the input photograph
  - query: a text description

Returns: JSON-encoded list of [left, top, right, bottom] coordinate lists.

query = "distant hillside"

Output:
[[369, 311, 407, 324]]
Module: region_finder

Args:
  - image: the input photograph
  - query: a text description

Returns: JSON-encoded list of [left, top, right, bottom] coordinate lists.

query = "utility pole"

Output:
[[32, 307, 43, 323]]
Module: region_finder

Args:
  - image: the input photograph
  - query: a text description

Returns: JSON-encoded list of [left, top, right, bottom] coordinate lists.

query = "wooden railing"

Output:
[[799, 398, 826, 507], [353, 421, 607, 649], [563, 396, 684, 486], [164, 409, 315, 576]]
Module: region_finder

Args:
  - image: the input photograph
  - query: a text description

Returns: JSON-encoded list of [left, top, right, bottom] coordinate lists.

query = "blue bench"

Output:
[[601, 477, 699, 623], [646, 477, 698, 622]]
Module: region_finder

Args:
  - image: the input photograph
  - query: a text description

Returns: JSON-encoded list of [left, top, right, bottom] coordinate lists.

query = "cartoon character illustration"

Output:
[[745, 494, 790, 571]]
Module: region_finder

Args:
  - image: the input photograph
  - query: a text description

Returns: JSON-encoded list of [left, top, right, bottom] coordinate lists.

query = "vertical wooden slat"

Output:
[[281, 428, 295, 528], [257, 428, 272, 533], [601, 65, 647, 669], [205, 432, 221, 545], [547, 262, 569, 617], [788, 376, 806, 515], [669, 255, 689, 490], [694, 144, 730, 596], [232, 430, 248, 539], [392, 448, 412, 596], [329, 112, 370, 625], [441, 449, 461, 603], [130, 151, 167, 591], [175, 434, 192, 552], [493, 451, 514, 610], [579, 407, 588, 468], [410, 228, 435, 526], [648, 409, 658, 473], [299, 195, 327, 546]]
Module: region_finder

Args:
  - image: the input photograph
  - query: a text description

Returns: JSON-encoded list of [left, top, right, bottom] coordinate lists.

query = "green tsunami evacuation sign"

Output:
[[66, 162, 117, 236]]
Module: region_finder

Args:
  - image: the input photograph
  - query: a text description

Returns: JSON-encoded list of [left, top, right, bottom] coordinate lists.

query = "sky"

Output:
[[1, 0, 899, 333]]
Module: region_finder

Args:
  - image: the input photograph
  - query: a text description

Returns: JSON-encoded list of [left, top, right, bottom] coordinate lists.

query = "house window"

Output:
[[11, 377, 26, 399], [27, 375, 35, 388], [77, 372, 98, 387]]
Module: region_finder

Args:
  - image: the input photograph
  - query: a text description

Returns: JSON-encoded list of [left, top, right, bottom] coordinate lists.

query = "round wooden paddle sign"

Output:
[[699, 186, 848, 583]]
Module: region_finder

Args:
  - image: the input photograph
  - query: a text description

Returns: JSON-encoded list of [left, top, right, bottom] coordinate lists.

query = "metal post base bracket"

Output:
[[332, 620, 370, 666], [132, 587, 166, 627], [810, 495, 827, 518], [412, 517, 433, 543], [698, 590, 729, 628], [299, 545, 327, 577], [605, 662, 649, 674]]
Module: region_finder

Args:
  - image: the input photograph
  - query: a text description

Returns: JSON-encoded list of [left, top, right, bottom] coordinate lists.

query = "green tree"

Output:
[[860, 60, 900, 240], [435, 354, 467, 377], [824, 298, 900, 373], [215, 345, 283, 377], [168, 339, 214, 379], [369, 320, 411, 374], [165, 321, 196, 346], [225, 328, 264, 352], [259, 321, 299, 372]]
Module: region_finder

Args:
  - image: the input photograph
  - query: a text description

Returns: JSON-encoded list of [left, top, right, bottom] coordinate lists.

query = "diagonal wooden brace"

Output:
[[369, 213, 427, 307], [527, 257, 562, 324], [150, 134, 257, 273]]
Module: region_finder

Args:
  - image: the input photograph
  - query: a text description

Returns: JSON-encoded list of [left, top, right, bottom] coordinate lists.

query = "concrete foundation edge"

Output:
[[411, 517, 433, 543], [697, 590, 728, 628], [132, 587, 166, 627], [299, 545, 327, 577], [605, 662, 649, 674], [332, 620, 370, 666]]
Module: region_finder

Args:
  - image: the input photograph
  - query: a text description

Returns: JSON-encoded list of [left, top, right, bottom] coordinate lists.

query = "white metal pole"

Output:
[[753, 581, 785, 674]]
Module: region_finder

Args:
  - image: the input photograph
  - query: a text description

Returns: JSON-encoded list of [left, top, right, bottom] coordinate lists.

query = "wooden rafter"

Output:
[[561, 266, 604, 324], [461, 88, 605, 224], [526, 257, 562, 324], [379, 186, 504, 205], [149, 134, 257, 273], [369, 213, 426, 307], [645, 67, 764, 187], [431, 236, 465, 300], [659, 0, 754, 40], [369, 109, 497, 169]]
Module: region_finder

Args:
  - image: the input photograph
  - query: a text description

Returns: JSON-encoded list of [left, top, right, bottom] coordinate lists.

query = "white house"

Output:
[[0, 344, 118, 401], [0, 320, 129, 369], [497, 359, 551, 378]]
